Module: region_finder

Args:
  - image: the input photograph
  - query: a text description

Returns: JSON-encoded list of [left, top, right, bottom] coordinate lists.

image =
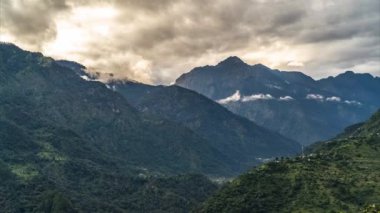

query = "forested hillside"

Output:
[[0, 43, 226, 212], [200, 110, 380, 212]]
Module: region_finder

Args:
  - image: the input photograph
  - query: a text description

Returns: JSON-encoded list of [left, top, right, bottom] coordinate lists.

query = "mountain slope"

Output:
[[199, 110, 380, 212], [110, 80, 300, 172], [0, 113, 221, 212], [0, 43, 240, 212], [0, 42, 237, 176], [318, 71, 380, 106], [175, 56, 379, 144]]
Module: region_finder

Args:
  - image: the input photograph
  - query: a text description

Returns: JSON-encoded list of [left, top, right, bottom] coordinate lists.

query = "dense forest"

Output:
[[0, 43, 221, 212], [199, 111, 380, 212]]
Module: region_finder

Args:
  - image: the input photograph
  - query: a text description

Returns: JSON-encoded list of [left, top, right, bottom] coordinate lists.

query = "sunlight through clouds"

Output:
[[1, 0, 379, 84], [43, 5, 119, 57]]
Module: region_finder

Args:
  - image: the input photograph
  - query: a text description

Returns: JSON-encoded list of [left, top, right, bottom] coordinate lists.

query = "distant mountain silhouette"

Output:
[[176, 56, 380, 144]]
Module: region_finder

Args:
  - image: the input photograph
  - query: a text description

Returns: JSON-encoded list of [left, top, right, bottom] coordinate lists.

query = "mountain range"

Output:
[[0, 43, 231, 212], [0, 43, 301, 212], [176, 56, 380, 145], [107, 80, 300, 172], [1, 43, 379, 212], [0, 43, 242, 177]]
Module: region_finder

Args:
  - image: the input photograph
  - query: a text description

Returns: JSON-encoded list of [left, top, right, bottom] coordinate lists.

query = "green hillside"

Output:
[[0, 43, 240, 176], [0, 43, 228, 212], [200, 110, 380, 212]]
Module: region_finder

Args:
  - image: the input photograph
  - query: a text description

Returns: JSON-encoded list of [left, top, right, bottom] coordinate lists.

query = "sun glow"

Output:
[[242, 42, 309, 70], [43, 5, 119, 59], [0, 33, 16, 43]]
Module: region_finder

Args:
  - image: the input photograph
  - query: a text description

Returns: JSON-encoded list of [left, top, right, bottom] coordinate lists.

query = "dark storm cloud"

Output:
[[1, 0, 379, 83], [1, 0, 70, 46], [296, 1, 380, 43]]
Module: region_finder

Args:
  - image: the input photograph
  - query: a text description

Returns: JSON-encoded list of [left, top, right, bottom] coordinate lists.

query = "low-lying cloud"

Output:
[[218, 91, 294, 104], [344, 100, 362, 105], [242, 94, 274, 102], [279, 96, 295, 101], [1, 0, 379, 84], [306, 94, 362, 105], [326, 96, 341, 102], [217, 90, 241, 104], [306, 94, 324, 101]]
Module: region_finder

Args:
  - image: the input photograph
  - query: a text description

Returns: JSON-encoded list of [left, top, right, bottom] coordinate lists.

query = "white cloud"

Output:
[[306, 95, 362, 105], [344, 100, 362, 105], [80, 75, 91, 81], [218, 92, 363, 106], [306, 94, 324, 101], [218, 92, 297, 104], [217, 90, 241, 104], [1, 0, 379, 84], [279, 96, 294, 101], [326, 96, 341, 102], [242, 94, 274, 102]]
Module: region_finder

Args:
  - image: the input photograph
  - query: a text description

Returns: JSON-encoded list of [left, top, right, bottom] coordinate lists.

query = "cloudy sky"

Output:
[[1, 0, 379, 84]]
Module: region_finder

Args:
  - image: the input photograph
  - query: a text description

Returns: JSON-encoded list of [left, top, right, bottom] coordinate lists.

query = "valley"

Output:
[[0, 43, 379, 212]]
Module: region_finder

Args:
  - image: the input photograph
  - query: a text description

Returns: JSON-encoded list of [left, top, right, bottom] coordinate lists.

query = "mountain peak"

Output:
[[217, 56, 246, 66], [0, 42, 25, 53], [0, 41, 18, 48], [342, 70, 355, 75], [251, 63, 271, 70], [336, 70, 374, 80]]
